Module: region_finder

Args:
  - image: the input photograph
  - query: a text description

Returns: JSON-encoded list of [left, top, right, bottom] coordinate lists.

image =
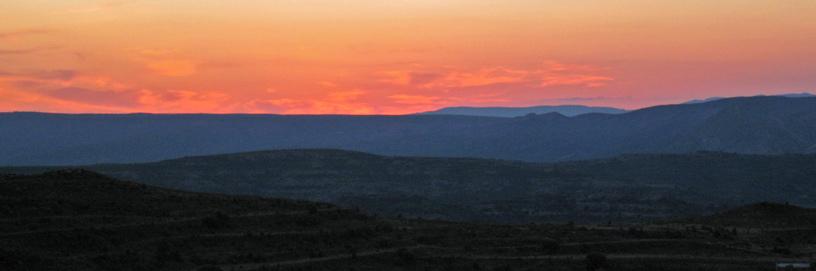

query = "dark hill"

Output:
[[2, 171, 807, 271], [6, 150, 815, 223], [0, 169, 328, 219], [0, 170, 371, 271], [2, 96, 816, 166], [89, 149, 588, 222]]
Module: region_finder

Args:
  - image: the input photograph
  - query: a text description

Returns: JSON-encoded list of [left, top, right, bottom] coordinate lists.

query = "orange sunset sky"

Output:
[[1, 1, 814, 114]]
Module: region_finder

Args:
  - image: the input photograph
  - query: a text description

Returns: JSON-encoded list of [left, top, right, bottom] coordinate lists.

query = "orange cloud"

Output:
[[377, 67, 526, 88], [389, 94, 445, 105], [145, 60, 197, 77], [0, 46, 61, 56], [3, 0, 814, 114], [427, 67, 528, 88], [138, 89, 231, 113], [0, 28, 55, 40], [540, 75, 613, 88], [0, 71, 137, 111], [131, 49, 198, 77], [0, 69, 230, 113], [257, 90, 375, 115], [375, 61, 613, 91], [537, 61, 613, 88], [0, 57, 616, 115]]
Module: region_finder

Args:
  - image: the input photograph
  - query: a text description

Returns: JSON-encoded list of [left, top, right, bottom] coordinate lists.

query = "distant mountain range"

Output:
[[1, 96, 816, 166], [5, 150, 816, 223], [419, 105, 627, 117], [684, 92, 815, 104], [418, 93, 814, 117]]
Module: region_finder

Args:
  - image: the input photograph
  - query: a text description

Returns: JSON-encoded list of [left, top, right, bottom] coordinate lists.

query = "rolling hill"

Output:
[[2, 170, 812, 271], [5, 150, 815, 223], [1, 96, 816, 166]]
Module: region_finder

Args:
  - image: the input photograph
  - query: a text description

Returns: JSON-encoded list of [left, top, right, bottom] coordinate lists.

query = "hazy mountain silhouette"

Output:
[[684, 92, 814, 104], [2, 96, 816, 166], [419, 104, 626, 117]]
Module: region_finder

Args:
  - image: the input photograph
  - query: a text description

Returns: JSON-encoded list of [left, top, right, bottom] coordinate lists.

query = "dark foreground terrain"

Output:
[[1, 170, 814, 271]]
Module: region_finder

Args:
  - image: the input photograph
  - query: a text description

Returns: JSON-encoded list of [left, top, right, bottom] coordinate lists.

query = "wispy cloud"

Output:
[[376, 61, 614, 90], [255, 90, 375, 115], [0, 69, 76, 81], [0, 68, 232, 113], [38, 87, 140, 107], [0, 46, 60, 56], [0, 28, 55, 40], [130, 48, 198, 77], [62, 0, 136, 14]]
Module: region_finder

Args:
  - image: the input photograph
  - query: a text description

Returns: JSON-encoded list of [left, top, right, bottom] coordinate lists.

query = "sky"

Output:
[[0, 0, 814, 114]]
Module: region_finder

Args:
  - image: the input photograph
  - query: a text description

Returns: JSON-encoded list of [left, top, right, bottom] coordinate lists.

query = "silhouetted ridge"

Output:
[[2, 96, 816, 165]]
